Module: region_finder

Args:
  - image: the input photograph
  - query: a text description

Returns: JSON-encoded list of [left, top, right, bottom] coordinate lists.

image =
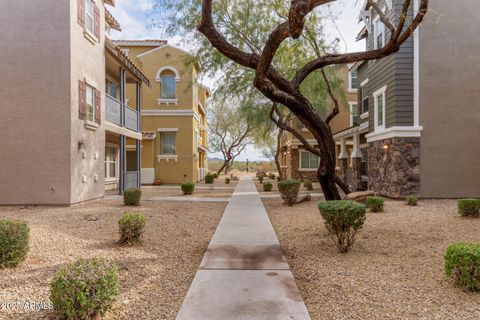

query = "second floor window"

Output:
[[86, 85, 95, 122], [374, 86, 387, 130], [350, 103, 359, 126], [160, 72, 176, 99], [349, 69, 358, 90], [361, 85, 369, 114], [85, 0, 95, 34], [161, 132, 176, 155], [374, 18, 385, 49]]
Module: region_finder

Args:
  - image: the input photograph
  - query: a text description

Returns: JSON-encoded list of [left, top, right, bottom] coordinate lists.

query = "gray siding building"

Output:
[[334, 0, 480, 198]]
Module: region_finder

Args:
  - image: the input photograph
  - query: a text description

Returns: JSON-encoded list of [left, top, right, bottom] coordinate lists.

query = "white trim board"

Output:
[[365, 126, 423, 142], [413, 0, 420, 127]]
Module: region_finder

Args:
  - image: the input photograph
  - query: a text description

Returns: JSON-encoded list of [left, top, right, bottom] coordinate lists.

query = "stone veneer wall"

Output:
[[368, 137, 420, 198], [289, 148, 318, 181]]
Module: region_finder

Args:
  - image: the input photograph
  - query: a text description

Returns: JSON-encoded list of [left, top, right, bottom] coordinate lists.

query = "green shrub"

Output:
[[205, 173, 214, 184], [304, 179, 313, 191], [225, 177, 231, 184], [0, 219, 29, 268], [123, 188, 141, 206], [50, 258, 119, 320], [212, 172, 219, 179], [458, 199, 480, 217], [366, 196, 385, 212], [118, 213, 145, 245], [263, 181, 273, 192], [278, 179, 301, 206], [268, 173, 276, 180], [318, 200, 366, 253], [181, 183, 195, 195], [406, 195, 418, 206], [445, 243, 480, 291], [258, 176, 264, 183]]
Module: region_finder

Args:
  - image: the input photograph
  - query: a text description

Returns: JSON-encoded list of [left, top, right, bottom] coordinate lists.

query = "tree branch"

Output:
[[321, 68, 340, 125], [292, 0, 429, 87], [269, 103, 321, 157]]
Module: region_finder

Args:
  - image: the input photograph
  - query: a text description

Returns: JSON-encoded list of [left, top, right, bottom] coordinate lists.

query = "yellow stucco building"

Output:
[[114, 41, 210, 184]]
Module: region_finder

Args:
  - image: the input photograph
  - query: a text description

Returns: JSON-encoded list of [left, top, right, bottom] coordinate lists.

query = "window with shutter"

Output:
[[94, 5, 100, 38], [78, 80, 87, 120], [85, 85, 95, 122], [95, 89, 101, 124], [77, 0, 85, 27], [85, 0, 94, 34]]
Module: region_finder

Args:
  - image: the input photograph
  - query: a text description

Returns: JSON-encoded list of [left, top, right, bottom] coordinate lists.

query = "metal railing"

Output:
[[105, 94, 139, 132]]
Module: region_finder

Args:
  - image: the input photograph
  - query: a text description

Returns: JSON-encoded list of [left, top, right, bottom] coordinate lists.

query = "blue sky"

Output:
[[109, 0, 365, 161]]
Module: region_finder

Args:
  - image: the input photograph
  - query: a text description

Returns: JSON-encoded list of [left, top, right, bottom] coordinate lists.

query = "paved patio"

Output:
[[176, 177, 311, 320]]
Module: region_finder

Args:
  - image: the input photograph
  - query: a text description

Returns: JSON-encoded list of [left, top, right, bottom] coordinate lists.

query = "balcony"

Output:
[[106, 94, 140, 132]]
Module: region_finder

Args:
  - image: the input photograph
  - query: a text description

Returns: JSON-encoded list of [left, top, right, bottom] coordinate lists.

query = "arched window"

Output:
[[160, 70, 176, 99], [156, 66, 180, 100]]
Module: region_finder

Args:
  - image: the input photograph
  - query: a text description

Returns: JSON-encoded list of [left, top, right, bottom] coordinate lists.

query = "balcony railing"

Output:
[[106, 94, 140, 132]]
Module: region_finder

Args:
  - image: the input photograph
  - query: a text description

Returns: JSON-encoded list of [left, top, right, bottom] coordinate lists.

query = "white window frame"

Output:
[[360, 78, 369, 118], [85, 0, 95, 34], [373, 13, 386, 50], [349, 102, 358, 127], [85, 84, 95, 123], [299, 150, 320, 171], [348, 69, 358, 91], [105, 144, 118, 182], [160, 132, 177, 155], [373, 85, 387, 131]]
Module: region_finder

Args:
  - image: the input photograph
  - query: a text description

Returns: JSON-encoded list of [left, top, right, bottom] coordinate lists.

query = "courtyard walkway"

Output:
[[176, 176, 311, 320]]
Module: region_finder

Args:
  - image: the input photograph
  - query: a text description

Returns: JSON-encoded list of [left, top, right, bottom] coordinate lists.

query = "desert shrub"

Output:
[[232, 175, 239, 181], [268, 173, 276, 180], [406, 195, 418, 206], [263, 181, 273, 192], [225, 177, 231, 184], [258, 176, 264, 183], [123, 188, 141, 206], [205, 173, 214, 184], [304, 179, 313, 191], [458, 199, 480, 217], [318, 200, 366, 253], [0, 219, 29, 268], [212, 172, 219, 179], [366, 196, 385, 212], [50, 258, 119, 320], [444, 243, 480, 291], [181, 183, 195, 195], [278, 179, 301, 206], [118, 213, 145, 245]]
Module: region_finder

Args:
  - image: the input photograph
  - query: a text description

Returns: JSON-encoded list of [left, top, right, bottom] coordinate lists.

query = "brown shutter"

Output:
[[94, 5, 100, 38], [78, 80, 87, 120], [357, 86, 362, 115], [77, 0, 85, 27], [95, 89, 101, 124]]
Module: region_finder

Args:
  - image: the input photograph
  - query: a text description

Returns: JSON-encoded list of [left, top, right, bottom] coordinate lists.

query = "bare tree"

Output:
[[197, 0, 429, 200], [209, 102, 253, 175]]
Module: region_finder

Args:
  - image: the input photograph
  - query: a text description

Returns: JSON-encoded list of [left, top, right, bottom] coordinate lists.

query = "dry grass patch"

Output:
[[0, 200, 226, 319], [264, 198, 480, 320]]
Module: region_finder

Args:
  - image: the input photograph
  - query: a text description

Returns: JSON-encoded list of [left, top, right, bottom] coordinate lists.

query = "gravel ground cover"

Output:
[[0, 200, 226, 319], [141, 187, 233, 199], [263, 198, 480, 320]]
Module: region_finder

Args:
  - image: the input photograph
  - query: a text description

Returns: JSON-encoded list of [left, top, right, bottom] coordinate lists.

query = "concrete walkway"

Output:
[[176, 177, 311, 320]]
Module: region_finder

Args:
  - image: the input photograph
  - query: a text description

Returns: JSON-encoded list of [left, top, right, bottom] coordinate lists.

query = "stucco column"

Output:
[[338, 138, 349, 184]]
